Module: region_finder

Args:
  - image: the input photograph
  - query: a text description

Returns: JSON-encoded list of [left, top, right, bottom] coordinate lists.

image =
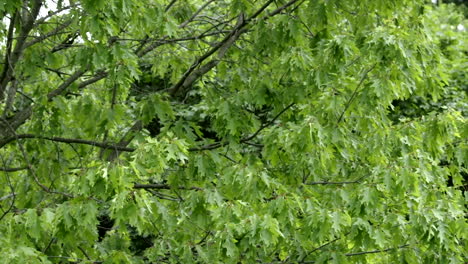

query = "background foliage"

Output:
[[0, 0, 466, 263]]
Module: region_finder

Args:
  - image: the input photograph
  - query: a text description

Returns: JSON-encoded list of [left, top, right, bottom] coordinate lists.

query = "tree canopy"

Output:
[[0, 0, 466, 263]]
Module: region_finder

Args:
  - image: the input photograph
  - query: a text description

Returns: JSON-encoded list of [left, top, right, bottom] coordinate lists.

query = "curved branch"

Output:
[[24, 19, 73, 49], [35, 4, 80, 25]]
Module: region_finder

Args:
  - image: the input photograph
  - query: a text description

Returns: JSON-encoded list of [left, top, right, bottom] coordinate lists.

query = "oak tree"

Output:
[[0, 0, 466, 263]]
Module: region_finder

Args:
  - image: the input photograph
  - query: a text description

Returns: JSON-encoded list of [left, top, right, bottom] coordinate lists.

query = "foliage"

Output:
[[0, 0, 466, 263]]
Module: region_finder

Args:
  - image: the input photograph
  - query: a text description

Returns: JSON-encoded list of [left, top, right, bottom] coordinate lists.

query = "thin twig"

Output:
[[345, 244, 409, 257], [180, 0, 215, 28], [0, 152, 16, 222], [165, 0, 178, 12], [35, 4, 79, 25], [77, 246, 91, 260], [0, 118, 72, 197], [242, 103, 295, 142], [305, 176, 366, 185], [189, 103, 294, 151], [24, 19, 73, 49], [134, 183, 203, 191], [137, 0, 218, 56], [337, 64, 376, 124]]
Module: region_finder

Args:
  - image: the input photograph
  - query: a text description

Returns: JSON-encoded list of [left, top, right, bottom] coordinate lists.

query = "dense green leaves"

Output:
[[0, 0, 466, 263]]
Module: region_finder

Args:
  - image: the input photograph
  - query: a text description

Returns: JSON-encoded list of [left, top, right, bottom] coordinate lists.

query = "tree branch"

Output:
[[345, 245, 409, 257], [35, 4, 80, 25], [23, 19, 73, 49], [0, 118, 73, 198], [305, 176, 366, 185], [268, 0, 301, 17], [337, 64, 376, 124], [0, 0, 43, 100], [133, 183, 203, 191], [0, 153, 16, 222], [189, 103, 294, 151], [109, 0, 303, 160], [137, 0, 218, 57], [47, 69, 87, 99], [299, 235, 346, 263], [165, 0, 178, 12], [0, 193, 16, 202], [0, 134, 136, 152], [0, 11, 18, 98], [168, 0, 284, 97], [188, 142, 226, 152], [180, 0, 215, 28], [78, 71, 108, 89], [0, 167, 27, 172], [104, 120, 142, 161], [241, 103, 295, 142]]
